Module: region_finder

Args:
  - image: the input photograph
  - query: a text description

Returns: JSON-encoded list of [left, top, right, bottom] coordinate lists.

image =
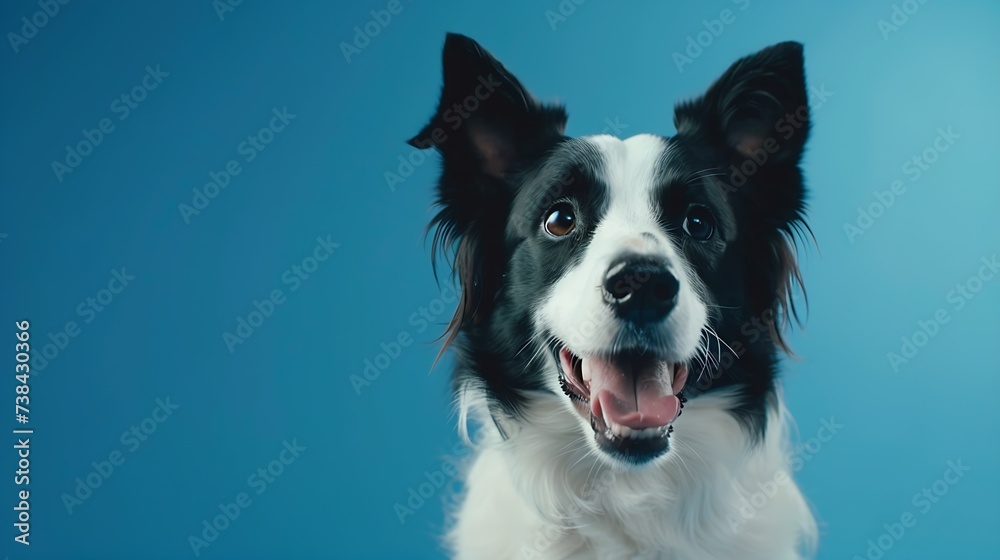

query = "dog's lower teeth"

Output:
[[605, 422, 669, 440], [631, 426, 666, 439]]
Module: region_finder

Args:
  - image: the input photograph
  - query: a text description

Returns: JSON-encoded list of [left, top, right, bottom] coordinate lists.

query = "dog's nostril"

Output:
[[608, 281, 631, 301], [653, 279, 677, 302]]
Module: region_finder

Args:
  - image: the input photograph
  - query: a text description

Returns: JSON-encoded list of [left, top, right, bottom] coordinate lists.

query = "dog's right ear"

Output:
[[408, 33, 567, 178], [410, 33, 567, 351]]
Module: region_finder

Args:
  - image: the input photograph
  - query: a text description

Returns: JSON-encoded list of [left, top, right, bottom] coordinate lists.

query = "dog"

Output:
[[409, 33, 818, 560]]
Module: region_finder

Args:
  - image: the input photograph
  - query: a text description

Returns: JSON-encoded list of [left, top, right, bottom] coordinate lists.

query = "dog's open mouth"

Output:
[[557, 346, 688, 463]]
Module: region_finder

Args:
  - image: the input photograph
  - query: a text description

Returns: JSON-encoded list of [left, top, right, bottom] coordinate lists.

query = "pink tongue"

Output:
[[585, 357, 679, 429]]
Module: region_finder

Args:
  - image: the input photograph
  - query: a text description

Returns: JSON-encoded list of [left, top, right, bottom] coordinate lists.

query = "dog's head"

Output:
[[411, 34, 810, 467]]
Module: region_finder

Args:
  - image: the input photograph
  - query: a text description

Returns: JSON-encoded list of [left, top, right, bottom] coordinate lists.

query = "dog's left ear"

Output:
[[674, 41, 809, 171], [675, 42, 811, 350], [410, 33, 567, 350]]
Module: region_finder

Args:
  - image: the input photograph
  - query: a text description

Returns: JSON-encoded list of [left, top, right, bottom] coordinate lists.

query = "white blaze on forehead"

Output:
[[536, 133, 707, 364], [575, 133, 681, 270], [584, 133, 670, 229]]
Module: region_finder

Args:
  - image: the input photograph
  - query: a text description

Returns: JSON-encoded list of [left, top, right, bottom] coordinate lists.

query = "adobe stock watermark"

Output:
[[223, 235, 339, 353], [877, 0, 930, 41], [724, 83, 834, 192], [520, 461, 623, 557], [393, 438, 481, 524], [212, 0, 243, 22], [726, 417, 844, 533], [178, 107, 296, 224], [595, 116, 629, 137], [385, 109, 624, 193], [686, 305, 792, 394], [852, 459, 969, 560], [350, 278, 459, 395], [7, 0, 71, 54], [50, 65, 169, 183], [843, 126, 959, 244], [30, 267, 136, 379], [60, 396, 179, 514], [672, 0, 751, 73], [340, 0, 412, 64], [187, 439, 306, 557], [544, 0, 589, 31], [886, 254, 998, 373], [385, 73, 502, 192]]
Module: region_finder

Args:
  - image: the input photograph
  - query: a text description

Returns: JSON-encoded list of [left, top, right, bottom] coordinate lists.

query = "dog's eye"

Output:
[[543, 203, 576, 237], [682, 205, 715, 240]]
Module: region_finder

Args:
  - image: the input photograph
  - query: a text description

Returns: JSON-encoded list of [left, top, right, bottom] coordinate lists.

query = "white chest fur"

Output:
[[446, 388, 817, 560]]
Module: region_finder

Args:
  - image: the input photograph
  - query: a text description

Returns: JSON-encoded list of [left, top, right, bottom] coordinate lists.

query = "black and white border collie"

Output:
[[410, 33, 818, 560]]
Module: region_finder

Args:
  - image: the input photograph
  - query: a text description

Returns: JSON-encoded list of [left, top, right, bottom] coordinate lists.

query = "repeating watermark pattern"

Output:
[[843, 126, 959, 244], [222, 235, 339, 353], [6, 0, 71, 54], [727, 417, 844, 533], [887, 254, 998, 373], [212, 0, 243, 22], [672, 0, 751, 73], [544, 0, 589, 31], [50, 65, 170, 183], [2, 5, 988, 557], [187, 439, 306, 557], [179, 107, 296, 224], [386, 73, 502, 192], [877, 0, 930, 41], [350, 278, 459, 395], [60, 397, 179, 514], [851, 459, 969, 560], [30, 268, 136, 379], [340, 0, 412, 64]]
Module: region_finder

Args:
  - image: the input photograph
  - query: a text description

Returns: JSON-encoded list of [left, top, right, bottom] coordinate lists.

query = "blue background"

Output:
[[1, 1, 998, 559]]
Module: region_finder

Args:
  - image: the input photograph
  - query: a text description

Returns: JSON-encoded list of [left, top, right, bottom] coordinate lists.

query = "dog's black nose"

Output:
[[603, 257, 679, 325]]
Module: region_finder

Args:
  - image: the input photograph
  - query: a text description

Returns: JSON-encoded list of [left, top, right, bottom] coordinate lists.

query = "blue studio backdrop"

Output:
[[1, 1, 998, 559]]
